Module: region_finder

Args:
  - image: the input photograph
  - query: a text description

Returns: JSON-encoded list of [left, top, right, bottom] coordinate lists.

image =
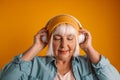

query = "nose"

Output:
[[60, 38, 67, 48]]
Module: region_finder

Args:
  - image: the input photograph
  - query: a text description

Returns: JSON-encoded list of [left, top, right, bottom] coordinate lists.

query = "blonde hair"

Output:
[[47, 23, 80, 57]]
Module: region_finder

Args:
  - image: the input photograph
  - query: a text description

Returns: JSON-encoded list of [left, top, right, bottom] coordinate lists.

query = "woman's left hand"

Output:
[[79, 28, 101, 64], [79, 29, 92, 51]]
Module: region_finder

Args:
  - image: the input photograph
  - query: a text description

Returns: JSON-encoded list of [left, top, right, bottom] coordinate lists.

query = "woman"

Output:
[[0, 14, 120, 80]]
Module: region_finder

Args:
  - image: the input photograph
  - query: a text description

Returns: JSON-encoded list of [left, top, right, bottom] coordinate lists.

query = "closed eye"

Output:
[[53, 35, 61, 40], [67, 37, 73, 40], [67, 35, 75, 40]]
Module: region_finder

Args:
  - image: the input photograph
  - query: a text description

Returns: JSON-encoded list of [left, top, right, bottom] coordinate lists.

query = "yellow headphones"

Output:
[[41, 14, 85, 43]]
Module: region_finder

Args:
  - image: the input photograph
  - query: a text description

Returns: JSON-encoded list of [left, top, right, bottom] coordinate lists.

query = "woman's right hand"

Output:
[[21, 28, 48, 61], [33, 28, 48, 51]]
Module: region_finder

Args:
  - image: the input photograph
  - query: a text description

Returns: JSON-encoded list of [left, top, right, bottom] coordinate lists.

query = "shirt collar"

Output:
[[46, 56, 55, 65], [46, 56, 80, 65]]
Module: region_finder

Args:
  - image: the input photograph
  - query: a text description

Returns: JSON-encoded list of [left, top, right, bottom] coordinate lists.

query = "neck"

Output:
[[56, 57, 72, 65], [56, 57, 73, 75]]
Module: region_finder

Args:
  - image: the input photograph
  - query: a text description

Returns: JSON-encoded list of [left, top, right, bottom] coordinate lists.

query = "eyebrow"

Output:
[[53, 34, 62, 37], [67, 34, 75, 37], [53, 34, 75, 37]]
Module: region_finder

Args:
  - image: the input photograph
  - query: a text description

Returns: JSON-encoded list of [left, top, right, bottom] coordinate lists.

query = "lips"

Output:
[[58, 50, 69, 54]]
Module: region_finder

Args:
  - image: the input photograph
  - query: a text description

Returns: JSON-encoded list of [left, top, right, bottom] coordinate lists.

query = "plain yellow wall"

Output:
[[0, 0, 120, 72]]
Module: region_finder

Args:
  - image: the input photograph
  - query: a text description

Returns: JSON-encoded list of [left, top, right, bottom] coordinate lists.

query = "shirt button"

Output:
[[97, 72, 100, 75]]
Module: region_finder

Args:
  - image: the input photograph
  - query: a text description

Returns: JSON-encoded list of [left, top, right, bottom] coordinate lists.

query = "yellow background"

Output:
[[0, 0, 120, 72]]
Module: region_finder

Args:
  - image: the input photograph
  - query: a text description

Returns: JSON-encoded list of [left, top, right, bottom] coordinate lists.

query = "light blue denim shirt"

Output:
[[0, 54, 120, 80]]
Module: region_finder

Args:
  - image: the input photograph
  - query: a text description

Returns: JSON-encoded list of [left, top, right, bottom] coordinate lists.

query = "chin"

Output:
[[59, 54, 72, 60]]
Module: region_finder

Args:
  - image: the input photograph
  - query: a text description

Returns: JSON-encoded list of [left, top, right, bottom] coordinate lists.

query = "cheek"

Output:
[[69, 41, 76, 51], [52, 42, 59, 53], [69, 44, 75, 50]]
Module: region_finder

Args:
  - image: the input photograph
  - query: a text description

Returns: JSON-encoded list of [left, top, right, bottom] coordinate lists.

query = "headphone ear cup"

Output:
[[41, 33, 48, 43], [78, 34, 85, 43]]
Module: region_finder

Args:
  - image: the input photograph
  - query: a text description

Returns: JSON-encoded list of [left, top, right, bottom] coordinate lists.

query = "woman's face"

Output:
[[52, 34, 76, 60]]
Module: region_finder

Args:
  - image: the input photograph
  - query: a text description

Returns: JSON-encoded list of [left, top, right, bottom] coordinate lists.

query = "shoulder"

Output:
[[33, 56, 55, 65]]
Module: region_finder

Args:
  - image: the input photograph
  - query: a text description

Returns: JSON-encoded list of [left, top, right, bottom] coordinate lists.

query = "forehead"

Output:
[[53, 34, 75, 38], [52, 23, 77, 36]]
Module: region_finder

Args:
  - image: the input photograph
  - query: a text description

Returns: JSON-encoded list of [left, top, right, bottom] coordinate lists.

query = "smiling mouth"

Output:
[[58, 50, 69, 54]]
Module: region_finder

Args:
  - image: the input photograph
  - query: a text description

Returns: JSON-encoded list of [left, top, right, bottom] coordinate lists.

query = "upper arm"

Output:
[[0, 54, 32, 80], [92, 55, 120, 80]]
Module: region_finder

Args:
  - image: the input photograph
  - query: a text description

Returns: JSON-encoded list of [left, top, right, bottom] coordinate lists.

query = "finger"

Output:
[[79, 29, 90, 36], [78, 30, 87, 35], [37, 28, 47, 34], [36, 33, 46, 39], [79, 28, 89, 33], [79, 26, 83, 29]]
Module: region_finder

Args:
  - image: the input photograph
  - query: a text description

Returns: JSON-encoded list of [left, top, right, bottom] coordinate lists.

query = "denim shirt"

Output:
[[0, 54, 120, 80]]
